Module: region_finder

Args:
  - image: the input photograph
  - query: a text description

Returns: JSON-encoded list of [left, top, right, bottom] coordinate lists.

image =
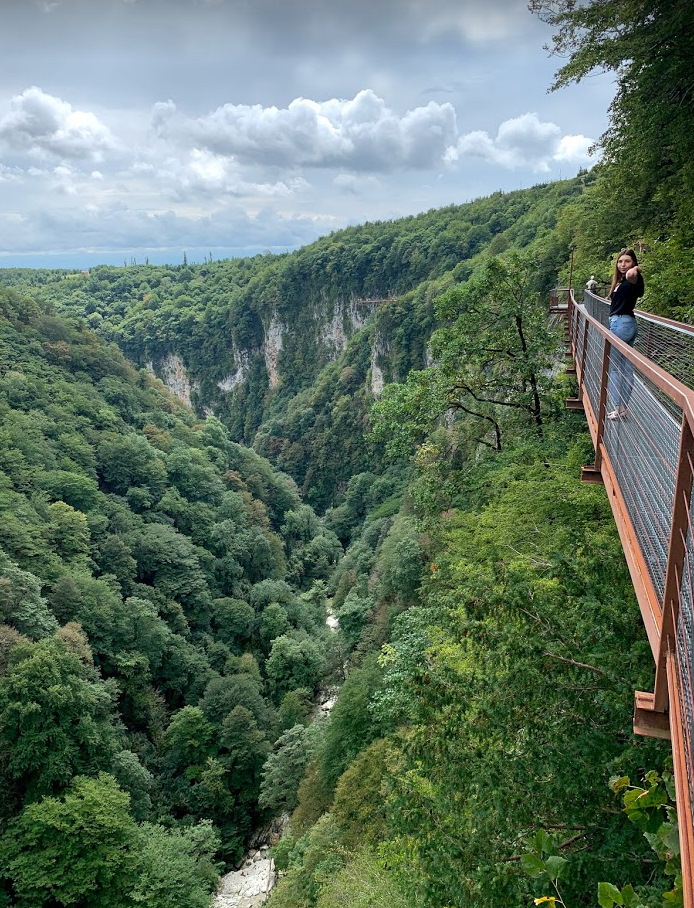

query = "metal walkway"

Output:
[[558, 288, 694, 903]]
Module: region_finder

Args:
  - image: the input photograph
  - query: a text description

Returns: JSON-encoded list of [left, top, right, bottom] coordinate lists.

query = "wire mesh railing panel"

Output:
[[583, 290, 694, 390], [582, 323, 604, 415], [637, 323, 694, 391], [602, 369, 681, 605], [676, 487, 694, 830], [583, 291, 610, 329], [575, 310, 586, 375]]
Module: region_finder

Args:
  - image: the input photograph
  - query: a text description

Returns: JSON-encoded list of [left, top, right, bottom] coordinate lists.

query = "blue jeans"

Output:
[[608, 315, 638, 410]]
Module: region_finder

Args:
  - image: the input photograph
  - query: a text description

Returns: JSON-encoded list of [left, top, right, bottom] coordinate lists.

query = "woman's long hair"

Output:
[[609, 248, 638, 297]]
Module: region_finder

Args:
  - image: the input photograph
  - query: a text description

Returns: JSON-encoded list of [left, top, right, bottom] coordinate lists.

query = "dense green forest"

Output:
[[0, 1, 692, 906]]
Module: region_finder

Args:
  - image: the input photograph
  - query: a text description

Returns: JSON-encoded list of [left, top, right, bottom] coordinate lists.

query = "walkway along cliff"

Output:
[[552, 285, 694, 904]]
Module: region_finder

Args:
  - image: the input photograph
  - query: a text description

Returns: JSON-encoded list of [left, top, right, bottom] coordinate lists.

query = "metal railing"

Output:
[[560, 287, 694, 905], [583, 289, 694, 394]]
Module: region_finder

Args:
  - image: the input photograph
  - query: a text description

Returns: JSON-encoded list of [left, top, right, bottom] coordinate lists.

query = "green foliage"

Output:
[[259, 723, 322, 813], [0, 773, 221, 908], [604, 766, 683, 907], [371, 252, 562, 458], [368, 431, 667, 908], [0, 636, 120, 806], [521, 830, 570, 908], [331, 739, 392, 849], [314, 654, 387, 796], [0, 551, 58, 639], [266, 635, 327, 701], [0, 75, 689, 903], [0, 773, 140, 908], [0, 287, 342, 892], [375, 515, 425, 604], [266, 814, 346, 908], [130, 821, 221, 908], [314, 848, 415, 908], [531, 0, 694, 311]]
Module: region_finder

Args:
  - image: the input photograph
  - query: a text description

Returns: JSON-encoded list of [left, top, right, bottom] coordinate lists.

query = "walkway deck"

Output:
[[562, 288, 694, 903]]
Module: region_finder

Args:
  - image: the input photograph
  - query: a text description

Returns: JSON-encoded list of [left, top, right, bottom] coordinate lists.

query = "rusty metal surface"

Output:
[[669, 649, 694, 908], [565, 289, 694, 902]]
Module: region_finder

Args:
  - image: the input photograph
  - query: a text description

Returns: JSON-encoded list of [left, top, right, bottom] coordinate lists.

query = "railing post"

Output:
[[580, 333, 611, 483], [593, 336, 612, 472], [565, 291, 577, 375], [578, 319, 589, 396]]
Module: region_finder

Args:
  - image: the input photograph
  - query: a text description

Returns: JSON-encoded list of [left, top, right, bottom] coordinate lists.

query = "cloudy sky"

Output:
[[0, 0, 614, 268]]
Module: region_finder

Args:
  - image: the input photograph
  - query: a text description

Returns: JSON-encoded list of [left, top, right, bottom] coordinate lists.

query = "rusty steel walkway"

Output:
[[557, 287, 694, 902]]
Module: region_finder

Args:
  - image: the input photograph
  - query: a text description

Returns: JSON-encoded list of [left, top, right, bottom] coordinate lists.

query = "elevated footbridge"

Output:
[[558, 287, 694, 901]]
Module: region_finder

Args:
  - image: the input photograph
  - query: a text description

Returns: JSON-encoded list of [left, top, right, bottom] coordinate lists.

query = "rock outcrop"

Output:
[[213, 849, 275, 908]]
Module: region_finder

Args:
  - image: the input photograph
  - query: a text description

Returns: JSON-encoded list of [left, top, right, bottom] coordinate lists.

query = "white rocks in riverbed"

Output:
[[315, 687, 338, 718], [213, 850, 275, 908]]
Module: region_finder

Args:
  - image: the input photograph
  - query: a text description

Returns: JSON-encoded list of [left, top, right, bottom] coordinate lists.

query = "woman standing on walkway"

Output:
[[607, 248, 644, 419]]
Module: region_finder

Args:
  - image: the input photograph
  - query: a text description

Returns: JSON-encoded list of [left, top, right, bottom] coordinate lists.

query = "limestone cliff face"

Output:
[[369, 319, 395, 397], [217, 342, 252, 393], [321, 296, 368, 357], [146, 353, 199, 407], [145, 295, 377, 409], [263, 316, 284, 390]]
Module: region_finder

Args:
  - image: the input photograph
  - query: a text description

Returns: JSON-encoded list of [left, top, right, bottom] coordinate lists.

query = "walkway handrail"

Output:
[[582, 288, 694, 393], [564, 288, 694, 905]]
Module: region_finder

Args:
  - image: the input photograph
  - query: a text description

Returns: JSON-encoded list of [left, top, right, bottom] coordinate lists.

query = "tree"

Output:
[[277, 687, 313, 731], [200, 673, 272, 730], [372, 254, 560, 455], [315, 654, 385, 794], [530, 0, 694, 252], [97, 433, 167, 500], [259, 723, 320, 813], [219, 705, 270, 804], [0, 551, 58, 639], [130, 821, 221, 908], [0, 775, 221, 908], [0, 636, 120, 804], [110, 749, 154, 822], [0, 773, 140, 908], [265, 634, 327, 700], [211, 597, 256, 650], [376, 515, 425, 605], [259, 602, 291, 650], [314, 847, 414, 908]]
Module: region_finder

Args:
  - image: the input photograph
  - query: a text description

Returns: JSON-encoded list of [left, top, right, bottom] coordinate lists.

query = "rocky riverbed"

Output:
[[214, 607, 340, 907], [213, 847, 275, 908]]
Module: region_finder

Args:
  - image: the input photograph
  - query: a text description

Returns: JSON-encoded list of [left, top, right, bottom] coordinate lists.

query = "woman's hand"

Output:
[[626, 266, 641, 282]]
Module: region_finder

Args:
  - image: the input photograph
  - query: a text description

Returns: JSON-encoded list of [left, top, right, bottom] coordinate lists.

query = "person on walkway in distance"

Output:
[[607, 248, 644, 420]]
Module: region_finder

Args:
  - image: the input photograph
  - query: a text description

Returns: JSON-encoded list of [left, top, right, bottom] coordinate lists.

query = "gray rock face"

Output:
[[213, 849, 275, 908]]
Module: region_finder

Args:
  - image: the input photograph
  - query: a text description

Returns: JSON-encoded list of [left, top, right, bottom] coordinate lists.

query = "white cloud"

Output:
[[52, 164, 80, 194], [153, 90, 458, 172], [554, 133, 594, 164], [0, 87, 115, 162], [409, 0, 534, 42], [0, 200, 332, 257], [0, 164, 23, 184], [447, 112, 594, 172], [0, 82, 599, 265], [127, 147, 309, 202], [333, 173, 381, 194]]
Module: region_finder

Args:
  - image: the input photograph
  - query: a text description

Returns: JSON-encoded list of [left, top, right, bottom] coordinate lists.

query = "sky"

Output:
[[0, 0, 615, 269]]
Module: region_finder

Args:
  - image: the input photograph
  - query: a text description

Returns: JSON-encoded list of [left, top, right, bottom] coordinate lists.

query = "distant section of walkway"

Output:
[[558, 286, 694, 906]]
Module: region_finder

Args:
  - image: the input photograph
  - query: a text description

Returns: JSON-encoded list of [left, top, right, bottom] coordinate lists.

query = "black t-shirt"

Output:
[[610, 273, 644, 317]]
